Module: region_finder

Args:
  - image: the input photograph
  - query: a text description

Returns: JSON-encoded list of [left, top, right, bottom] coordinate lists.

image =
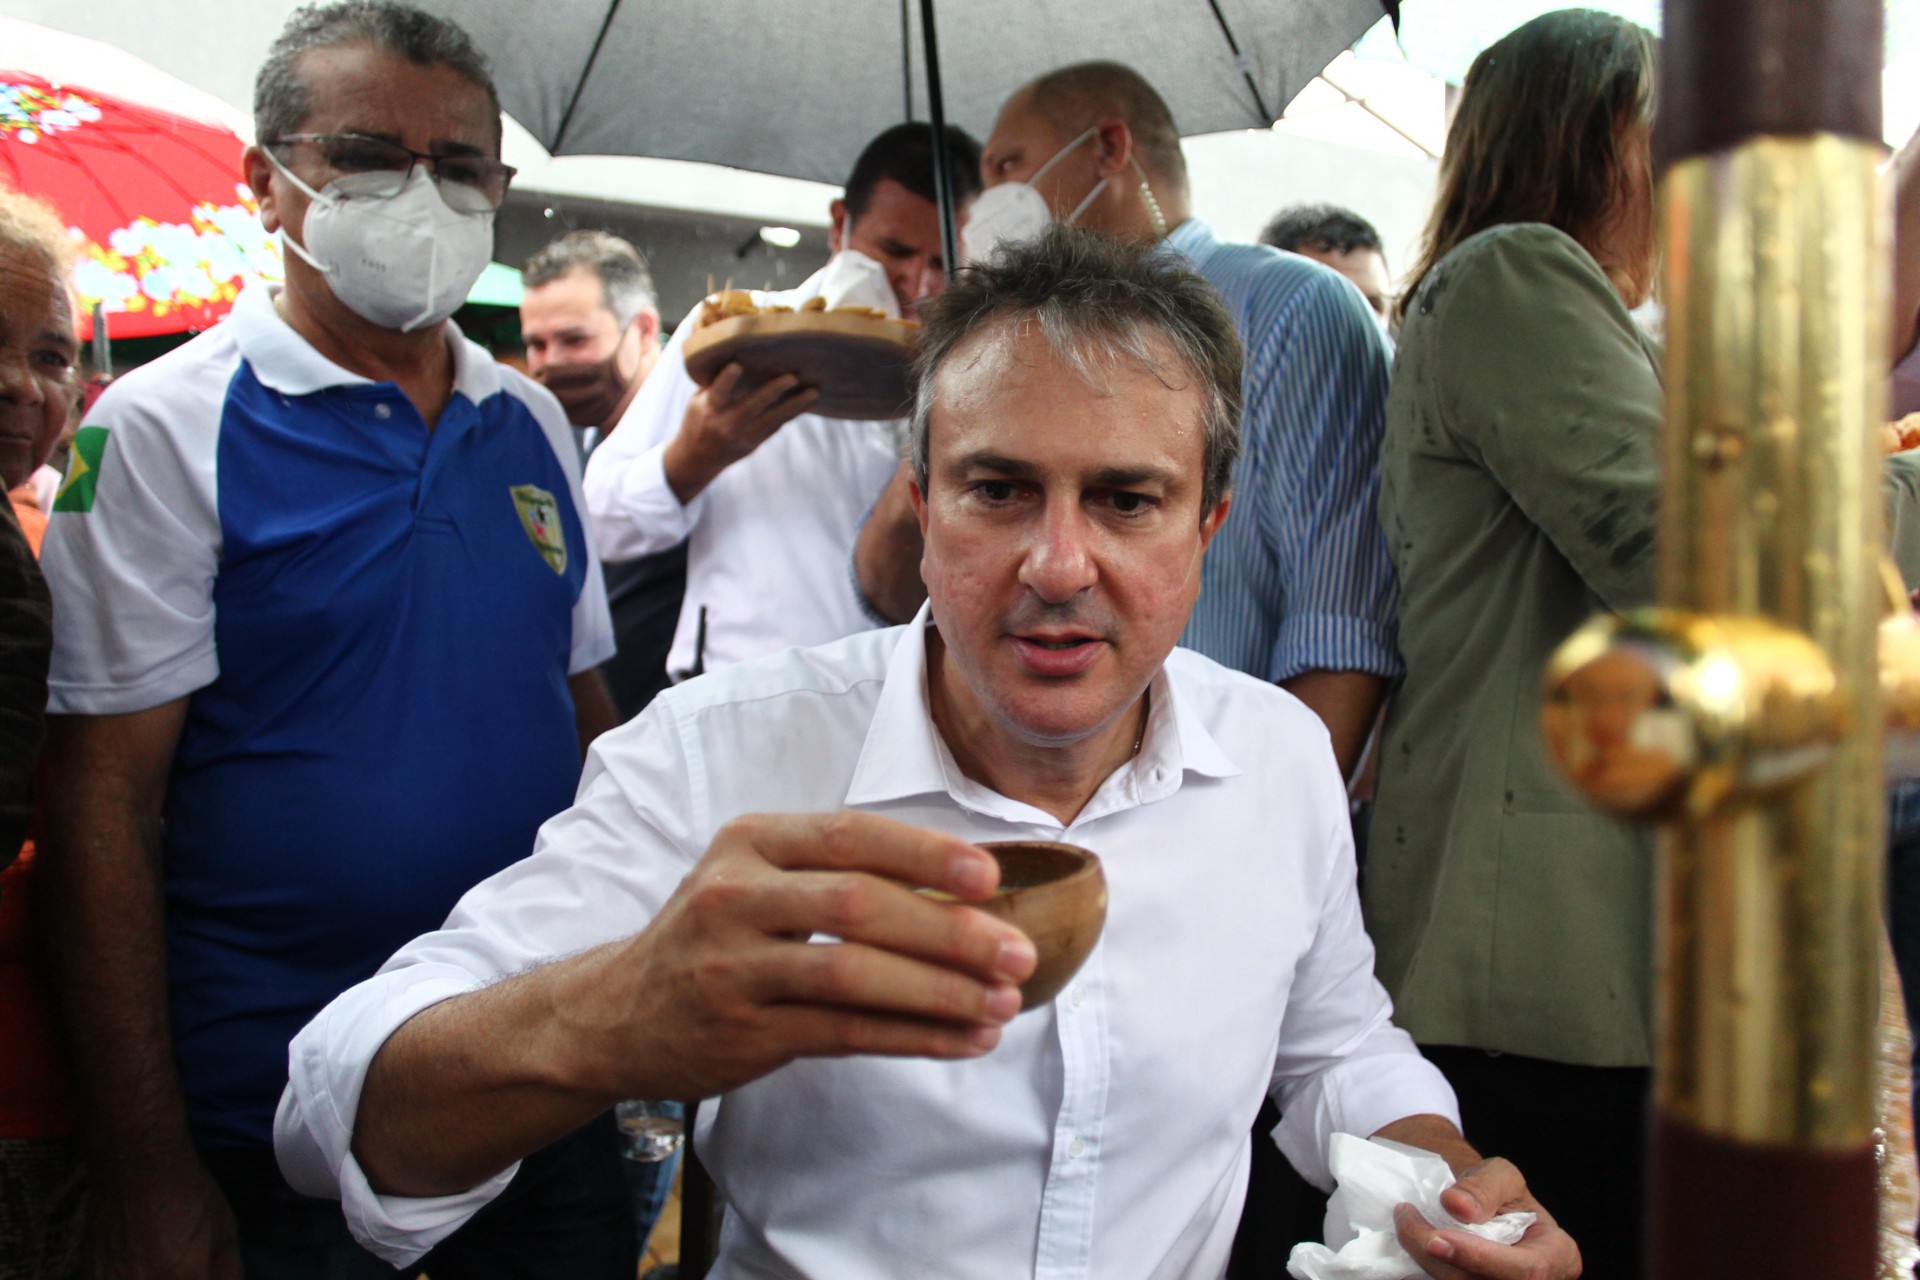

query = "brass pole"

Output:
[[1654, 0, 1884, 1274]]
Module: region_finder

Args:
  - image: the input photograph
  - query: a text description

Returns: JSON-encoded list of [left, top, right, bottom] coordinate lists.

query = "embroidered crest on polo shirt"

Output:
[[510, 484, 566, 574], [53, 424, 107, 514]]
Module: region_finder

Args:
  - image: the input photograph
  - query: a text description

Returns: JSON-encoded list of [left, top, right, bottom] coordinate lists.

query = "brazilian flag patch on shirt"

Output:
[[53, 425, 108, 514], [510, 484, 567, 574]]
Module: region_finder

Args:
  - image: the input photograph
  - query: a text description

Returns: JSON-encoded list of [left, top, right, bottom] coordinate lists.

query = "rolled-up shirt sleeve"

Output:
[[274, 701, 707, 1265], [583, 317, 707, 561], [1267, 798, 1459, 1190], [275, 964, 516, 1260]]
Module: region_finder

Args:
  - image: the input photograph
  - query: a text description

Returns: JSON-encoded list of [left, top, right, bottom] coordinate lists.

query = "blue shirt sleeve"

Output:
[[1243, 270, 1401, 683]]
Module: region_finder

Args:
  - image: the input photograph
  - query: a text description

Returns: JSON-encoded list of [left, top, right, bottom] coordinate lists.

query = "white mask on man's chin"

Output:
[[961, 127, 1110, 265]]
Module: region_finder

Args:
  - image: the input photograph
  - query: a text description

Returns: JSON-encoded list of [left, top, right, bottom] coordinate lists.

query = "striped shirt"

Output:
[[1168, 218, 1402, 683]]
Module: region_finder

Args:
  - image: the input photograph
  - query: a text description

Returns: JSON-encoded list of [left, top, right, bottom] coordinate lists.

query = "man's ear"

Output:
[[909, 468, 929, 535], [1197, 492, 1232, 551], [243, 144, 283, 234], [1093, 118, 1134, 179], [636, 307, 662, 347], [828, 199, 849, 253]]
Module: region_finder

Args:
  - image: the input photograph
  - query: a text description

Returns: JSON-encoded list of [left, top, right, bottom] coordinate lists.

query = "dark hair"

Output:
[[523, 231, 656, 328], [255, 1, 502, 146], [843, 124, 983, 222], [1399, 8, 1654, 319], [1022, 61, 1188, 194], [1260, 204, 1384, 261], [910, 226, 1241, 513]]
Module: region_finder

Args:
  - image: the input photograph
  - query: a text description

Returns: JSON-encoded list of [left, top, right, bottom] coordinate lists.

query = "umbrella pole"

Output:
[[1649, 0, 1886, 1274], [90, 302, 111, 380], [917, 0, 961, 274]]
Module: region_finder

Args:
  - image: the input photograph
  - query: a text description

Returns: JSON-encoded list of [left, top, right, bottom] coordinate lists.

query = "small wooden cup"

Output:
[[974, 841, 1107, 1010]]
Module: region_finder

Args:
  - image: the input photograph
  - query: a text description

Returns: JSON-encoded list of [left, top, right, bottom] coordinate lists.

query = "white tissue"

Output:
[[1285, 1134, 1537, 1280], [810, 247, 900, 318]]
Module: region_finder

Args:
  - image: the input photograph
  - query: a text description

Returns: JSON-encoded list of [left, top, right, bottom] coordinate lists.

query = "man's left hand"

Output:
[[1393, 1157, 1582, 1279]]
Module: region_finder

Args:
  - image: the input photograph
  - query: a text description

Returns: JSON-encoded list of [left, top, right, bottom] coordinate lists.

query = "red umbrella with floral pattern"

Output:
[[0, 17, 281, 341]]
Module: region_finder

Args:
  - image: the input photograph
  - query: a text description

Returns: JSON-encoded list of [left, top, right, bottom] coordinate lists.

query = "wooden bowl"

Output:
[[975, 841, 1107, 1010], [682, 310, 915, 420]]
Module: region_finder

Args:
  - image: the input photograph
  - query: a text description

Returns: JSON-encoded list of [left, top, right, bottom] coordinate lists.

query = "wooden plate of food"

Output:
[[682, 291, 917, 421]]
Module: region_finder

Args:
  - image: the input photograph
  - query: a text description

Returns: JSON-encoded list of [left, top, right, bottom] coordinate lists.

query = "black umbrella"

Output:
[[415, 0, 1399, 267]]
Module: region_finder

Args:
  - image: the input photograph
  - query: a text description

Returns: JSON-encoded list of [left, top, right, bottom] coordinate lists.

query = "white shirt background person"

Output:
[[584, 126, 976, 680], [583, 260, 903, 677]]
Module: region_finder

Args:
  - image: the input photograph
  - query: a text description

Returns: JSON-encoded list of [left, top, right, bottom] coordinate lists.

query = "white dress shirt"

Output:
[[275, 608, 1457, 1278], [582, 264, 903, 679]]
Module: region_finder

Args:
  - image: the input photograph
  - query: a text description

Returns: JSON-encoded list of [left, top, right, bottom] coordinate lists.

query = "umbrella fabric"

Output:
[[0, 57, 280, 339], [412, 0, 1387, 184]]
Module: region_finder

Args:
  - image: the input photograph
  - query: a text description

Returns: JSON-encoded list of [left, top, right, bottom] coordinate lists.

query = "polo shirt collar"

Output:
[[228, 283, 495, 403], [843, 603, 1240, 819]]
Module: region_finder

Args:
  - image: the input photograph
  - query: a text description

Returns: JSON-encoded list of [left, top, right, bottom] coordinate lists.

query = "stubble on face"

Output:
[[916, 319, 1225, 773]]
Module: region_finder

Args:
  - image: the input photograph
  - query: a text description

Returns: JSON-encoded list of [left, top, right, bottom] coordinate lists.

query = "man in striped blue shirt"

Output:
[[858, 63, 1397, 780]]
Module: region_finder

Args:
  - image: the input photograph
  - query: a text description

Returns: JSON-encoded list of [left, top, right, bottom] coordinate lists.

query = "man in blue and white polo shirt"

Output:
[[36, 5, 627, 1278]]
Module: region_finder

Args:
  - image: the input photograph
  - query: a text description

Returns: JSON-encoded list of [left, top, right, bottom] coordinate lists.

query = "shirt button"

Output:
[[1069, 986, 1086, 1009], [1068, 1136, 1086, 1159], [374, 403, 393, 420]]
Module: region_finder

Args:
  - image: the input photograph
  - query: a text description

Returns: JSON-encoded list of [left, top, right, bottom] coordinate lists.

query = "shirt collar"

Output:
[[843, 603, 1241, 817], [228, 283, 496, 403], [1163, 217, 1219, 267]]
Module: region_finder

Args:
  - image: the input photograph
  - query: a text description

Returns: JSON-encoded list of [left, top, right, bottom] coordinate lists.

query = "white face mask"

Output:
[[271, 153, 495, 333], [962, 127, 1102, 266]]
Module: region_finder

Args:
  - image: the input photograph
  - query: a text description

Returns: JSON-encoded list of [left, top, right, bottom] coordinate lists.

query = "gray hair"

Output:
[[911, 226, 1241, 513], [254, 2, 501, 146], [523, 231, 657, 329]]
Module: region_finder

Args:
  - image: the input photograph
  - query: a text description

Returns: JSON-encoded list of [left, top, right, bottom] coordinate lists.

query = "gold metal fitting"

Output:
[[1542, 610, 1846, 822]]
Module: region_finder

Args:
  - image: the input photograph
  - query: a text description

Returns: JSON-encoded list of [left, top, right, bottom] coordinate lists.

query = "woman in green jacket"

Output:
[[1363, 11, 1661, 1277]]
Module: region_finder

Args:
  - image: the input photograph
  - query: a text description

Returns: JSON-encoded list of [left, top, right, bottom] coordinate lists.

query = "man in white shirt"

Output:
[[583, 123, 982, 679], [277, 228, 1580, 1280]]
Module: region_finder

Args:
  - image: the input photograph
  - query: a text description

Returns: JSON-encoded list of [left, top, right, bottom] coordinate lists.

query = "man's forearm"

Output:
[[35, 727, 198, 1182], [855, 464, 929, 625], [660, 431, 730, 507], [569, 669, 617, 756], [1372, 1113, 1481, 1175], [1279, 669, 1387, 782], [352, 943, 629, 1197]]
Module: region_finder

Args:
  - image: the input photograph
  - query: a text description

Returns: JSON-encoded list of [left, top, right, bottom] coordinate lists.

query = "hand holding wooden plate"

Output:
[[683, 293, 917, 422]]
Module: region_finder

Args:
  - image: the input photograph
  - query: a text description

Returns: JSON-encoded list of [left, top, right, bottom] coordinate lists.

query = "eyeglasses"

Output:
[[267, 133, 516, 213]]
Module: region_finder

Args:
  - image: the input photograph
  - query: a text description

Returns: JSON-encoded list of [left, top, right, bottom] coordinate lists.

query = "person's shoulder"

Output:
[[1425, 223, 1607, 306], [1164, 647, 1330, 747], [653, 626, 901, 724], [1205, 238, 1378, 343], [87, 325, 243, 425], [1408, 223, 1623, 352]]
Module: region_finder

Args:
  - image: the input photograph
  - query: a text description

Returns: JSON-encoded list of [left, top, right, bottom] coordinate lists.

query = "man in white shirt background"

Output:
[[521, 230, 684, 720], [583, 123, 982, 679], [277, 228, 1578, 1280]]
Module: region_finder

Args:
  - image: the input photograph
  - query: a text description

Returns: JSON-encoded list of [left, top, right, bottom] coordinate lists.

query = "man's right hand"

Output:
[[570, 811, 1038, 1101], [82, 1156, 242, 1280], [352, 812, 1040, 1199], [661, 363, 819, 505]]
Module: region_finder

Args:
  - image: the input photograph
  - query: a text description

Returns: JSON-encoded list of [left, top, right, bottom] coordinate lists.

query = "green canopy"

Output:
[[465, 261, 525, 309]]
